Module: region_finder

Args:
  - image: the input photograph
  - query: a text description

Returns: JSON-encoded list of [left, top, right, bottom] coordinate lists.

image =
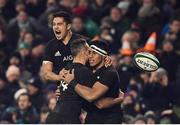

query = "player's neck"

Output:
[[62, 30, 72, 45], [93, 62, 105, 72], [73, 56, 86, 65]]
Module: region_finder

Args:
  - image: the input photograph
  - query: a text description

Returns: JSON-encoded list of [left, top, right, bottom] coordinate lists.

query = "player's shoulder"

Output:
[[65, 63, 90, 72], [46, 38, 58, 46], [66, 63, 93, 78], [75, 64, 93, 77], [104, 66, 118, 76], [75, 63, 91, 73]]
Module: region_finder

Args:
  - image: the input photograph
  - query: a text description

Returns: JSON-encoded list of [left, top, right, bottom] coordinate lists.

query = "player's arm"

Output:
[[74, 71, 118, 103], [59, 69, 108, 101], [60, 69, 113, 102], [42, 61, 61, 82], [74, 82, 109, 102], [42, 41, 62, 82], [94, 90, 124, 109]]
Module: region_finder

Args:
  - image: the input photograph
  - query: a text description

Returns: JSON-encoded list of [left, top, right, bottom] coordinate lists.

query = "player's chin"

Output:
[[56, 35, 62, 40], [89, 63, 95, 67]]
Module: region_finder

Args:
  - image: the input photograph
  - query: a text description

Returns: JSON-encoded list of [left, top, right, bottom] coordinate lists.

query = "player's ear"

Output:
[[67, 24, 71, 30]]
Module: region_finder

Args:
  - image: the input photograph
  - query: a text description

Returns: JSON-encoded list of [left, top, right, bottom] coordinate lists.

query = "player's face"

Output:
[[89, 50, 104, 67], [82, 44, 90, 62], [52, 17, 70, 40]]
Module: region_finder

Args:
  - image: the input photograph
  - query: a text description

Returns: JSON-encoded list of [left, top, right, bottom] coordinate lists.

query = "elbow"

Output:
[[87, 98, 93, 103], [86, 95, 96, 103], [42, 71, 49, 81]]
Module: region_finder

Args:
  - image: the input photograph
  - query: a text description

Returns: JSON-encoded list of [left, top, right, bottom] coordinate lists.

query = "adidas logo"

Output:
[[54, 51, 61, 56]]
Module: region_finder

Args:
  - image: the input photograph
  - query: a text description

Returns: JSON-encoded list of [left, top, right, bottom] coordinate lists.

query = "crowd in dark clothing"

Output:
[[0, 0, 180, 124]]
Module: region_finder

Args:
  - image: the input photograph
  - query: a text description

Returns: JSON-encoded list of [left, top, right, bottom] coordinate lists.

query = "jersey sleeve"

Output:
[[43, 42, 54, 63], [84, 70, 96, 87], [98, 71, 117, 88]]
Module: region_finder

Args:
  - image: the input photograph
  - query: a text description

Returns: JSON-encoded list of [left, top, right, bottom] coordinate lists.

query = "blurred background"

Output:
[[0, 0, 180, 124]]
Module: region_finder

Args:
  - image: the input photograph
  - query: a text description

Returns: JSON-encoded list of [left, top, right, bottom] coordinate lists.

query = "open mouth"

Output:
[[55, 31, 61, 35]]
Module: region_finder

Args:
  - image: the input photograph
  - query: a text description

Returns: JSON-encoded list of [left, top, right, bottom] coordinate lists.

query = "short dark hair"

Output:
[[70, 39, 87, 57], [52, 11, 72, 24], [169, 16, 180, 24]]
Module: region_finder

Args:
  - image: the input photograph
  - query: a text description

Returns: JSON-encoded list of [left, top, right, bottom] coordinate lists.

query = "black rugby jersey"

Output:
[[43, 33, 89, 74], [85, 66, 123, 124], [56, 63, 96, 123]]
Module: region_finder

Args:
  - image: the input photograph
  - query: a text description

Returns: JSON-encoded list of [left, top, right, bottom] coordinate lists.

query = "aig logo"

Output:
[[63, 55, 73, 62]]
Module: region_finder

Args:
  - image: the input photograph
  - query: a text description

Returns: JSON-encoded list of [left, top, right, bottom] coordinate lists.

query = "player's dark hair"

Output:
[[90, 40, 109, 54], [52, 11, 72, 24], [70, 39, 87, 57]]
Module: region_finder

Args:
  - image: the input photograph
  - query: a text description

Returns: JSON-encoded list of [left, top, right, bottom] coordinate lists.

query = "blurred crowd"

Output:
[[0, 0, 180, 124]]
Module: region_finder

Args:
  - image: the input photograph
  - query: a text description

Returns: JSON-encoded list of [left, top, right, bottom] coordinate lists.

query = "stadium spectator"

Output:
[[102, 7, 131, 52], [48, 97, 56, 112], [0, 0, 15, 21], [89, 0, 111, 25], [0, 27, 9, 66], [159, 40, 180, 82], [5, 65, 21, 106], [123, 94, 138, 117], [8, 52, 22, 67], [133, 114, 147, 124], [7, 10, 46, 50], [141, 68, 171, 114], [163, 17, 180, 51], [145, 110, 158, 124], [117, 55, 137, 91], [27, 77, 45, 113], [72, 15, 87, 36], [15, 0, 25, 14], [39, 106, 49, 124], [0, 72, 8, 113], [5, 93, 38, 124]]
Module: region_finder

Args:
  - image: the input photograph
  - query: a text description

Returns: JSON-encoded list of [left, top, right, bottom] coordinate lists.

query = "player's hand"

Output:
[[59, 68, 68, 76], [59, 69, 75, 84], [117, 90, 124, 102], [59, 68, 70, 80], [105, 56, 112, 67]]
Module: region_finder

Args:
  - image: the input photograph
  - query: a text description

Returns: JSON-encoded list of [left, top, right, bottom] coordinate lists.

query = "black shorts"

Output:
[[46, 111, 81, 124], [85, 112, 123, 124]]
